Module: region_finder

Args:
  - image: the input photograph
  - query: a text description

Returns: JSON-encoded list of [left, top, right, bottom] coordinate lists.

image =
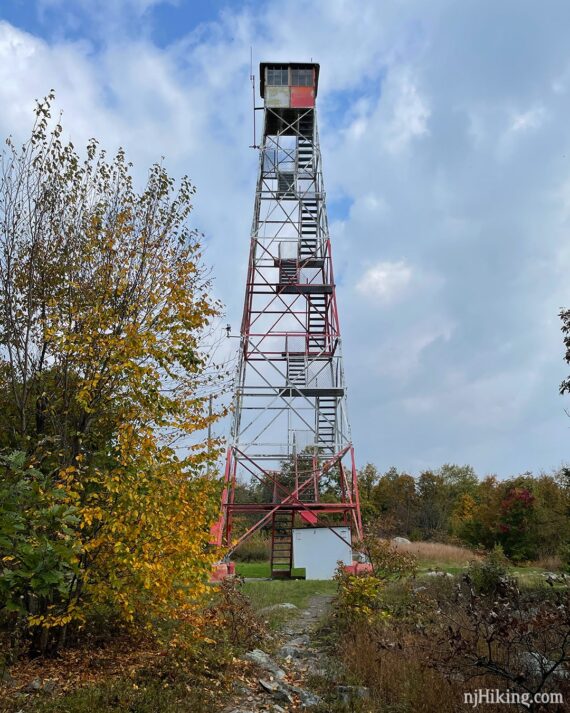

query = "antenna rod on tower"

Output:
[[250, 46, 256, 148]]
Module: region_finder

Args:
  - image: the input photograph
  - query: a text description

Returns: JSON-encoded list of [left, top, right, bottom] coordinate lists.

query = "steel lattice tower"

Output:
[[212, 62, 363, 578]]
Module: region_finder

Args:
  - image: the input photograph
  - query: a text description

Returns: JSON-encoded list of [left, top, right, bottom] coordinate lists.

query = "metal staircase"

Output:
[[317, 395, 337, 453], [300, 199, 318, 260], [298, 136, 313, 171], [308, 293, 327, 353], [279, 259, 298, 285], [287, 355, 306, 387]]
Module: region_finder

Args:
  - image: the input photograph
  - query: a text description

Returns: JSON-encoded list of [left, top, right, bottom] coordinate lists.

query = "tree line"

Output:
[[357, 462, 570, 562]]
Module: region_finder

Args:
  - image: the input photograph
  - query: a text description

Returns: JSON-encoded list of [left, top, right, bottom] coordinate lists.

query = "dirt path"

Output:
[[224, 594, 334, 712]]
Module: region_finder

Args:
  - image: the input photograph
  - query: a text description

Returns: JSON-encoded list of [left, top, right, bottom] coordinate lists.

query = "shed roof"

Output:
[[259, 62, 320, 98]]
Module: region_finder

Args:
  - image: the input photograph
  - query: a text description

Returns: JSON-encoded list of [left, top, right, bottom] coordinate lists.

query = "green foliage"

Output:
[[357, 463, 380, 523], [334, 568, 389, 624], [334, 536, 417, 628], [466, 544, 511, 595], [560, 307, 570, 395], [0, 451, 82, 631], [559, 543, 570, 573], [372, 466, 417, 536]]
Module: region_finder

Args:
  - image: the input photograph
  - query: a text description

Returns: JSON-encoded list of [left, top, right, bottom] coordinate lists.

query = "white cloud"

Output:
[[371, 319, 454, 380], [509, 105, 546, 133], [337, 66, 430, 157], [552, 62, 570, 94], [356, 260, 413, 302], [496, 104, 547, 159], [383, 69, 430, 153]]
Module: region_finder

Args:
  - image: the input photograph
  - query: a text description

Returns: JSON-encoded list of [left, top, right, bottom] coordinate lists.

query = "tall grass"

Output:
[[391, 540, 478, 566], [529, 554, 562, 571], [232, 532, 271, 562], [337, 620, 514, 713]]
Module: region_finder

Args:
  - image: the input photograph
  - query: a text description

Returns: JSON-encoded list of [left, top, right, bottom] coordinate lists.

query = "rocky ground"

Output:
[[223, 594, 368, 713]]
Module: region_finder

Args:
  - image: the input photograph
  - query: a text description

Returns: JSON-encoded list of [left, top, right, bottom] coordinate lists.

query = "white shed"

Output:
[[292, 526, 352, 580]]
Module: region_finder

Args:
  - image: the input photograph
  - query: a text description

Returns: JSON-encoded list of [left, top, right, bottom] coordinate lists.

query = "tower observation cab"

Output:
[[211, 62, 366, 580]]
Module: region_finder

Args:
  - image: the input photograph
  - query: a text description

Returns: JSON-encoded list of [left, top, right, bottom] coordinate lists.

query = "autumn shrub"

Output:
[[335, 621, 462, 713], [360, 533, 418, 580], [333, 616, 527, 713], [333, 535, 417, 628], [0, 95, 225, 654], [334, 569, 389, 626], [206, 576, 266, 650], [326, 568, 466, 712]]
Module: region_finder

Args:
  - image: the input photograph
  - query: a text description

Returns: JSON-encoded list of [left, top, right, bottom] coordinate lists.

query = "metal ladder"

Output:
[[270, 510, 294, 578], [297, 455, 317, 504]]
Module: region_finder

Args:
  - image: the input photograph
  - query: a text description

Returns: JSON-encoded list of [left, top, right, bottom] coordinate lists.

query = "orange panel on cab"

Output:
[[290, 86, 315, 108]]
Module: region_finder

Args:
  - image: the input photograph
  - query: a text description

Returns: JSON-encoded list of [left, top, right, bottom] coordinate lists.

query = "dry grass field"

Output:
[[391, 540, 480, 567]]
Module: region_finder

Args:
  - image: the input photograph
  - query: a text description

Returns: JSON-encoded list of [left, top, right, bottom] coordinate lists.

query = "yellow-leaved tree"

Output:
[[0, 93, 224, 652]]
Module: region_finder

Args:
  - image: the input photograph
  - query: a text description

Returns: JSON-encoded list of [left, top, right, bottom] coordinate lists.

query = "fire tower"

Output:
[[212, 62, 363, 578]]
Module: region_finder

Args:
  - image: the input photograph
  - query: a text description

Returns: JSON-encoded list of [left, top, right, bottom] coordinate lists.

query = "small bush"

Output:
[[466, 544, 511, 595], [334, 536, 417, 628], [208, 576, 266, 649], [334, 569, 389, 626], [360, 535, 418, 581]]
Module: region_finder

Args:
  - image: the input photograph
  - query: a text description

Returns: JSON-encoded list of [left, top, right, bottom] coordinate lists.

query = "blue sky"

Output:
[[1, 0, 569, 477]]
